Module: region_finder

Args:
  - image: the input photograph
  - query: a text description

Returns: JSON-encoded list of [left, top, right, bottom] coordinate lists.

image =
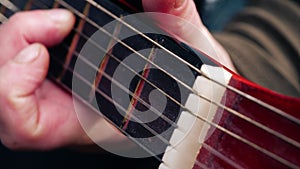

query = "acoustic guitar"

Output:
[[1, 0, 300, 168]]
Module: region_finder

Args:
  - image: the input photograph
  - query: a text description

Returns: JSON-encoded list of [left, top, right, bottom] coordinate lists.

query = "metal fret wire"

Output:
[[6, 0, 300, 150], [84, 0, 300, 126], [57, 28, 241, 169], [56, 0, 300, 150], [47, 61, 164, 163], [0, 2, 248, 169], [47, 1, 300, 167], [56, 0, 300, 161], [49, 43, 225, 169], [50, 44, 287, 169], [55, 28, 245, 169], [2, 0, 300, 168], [7, 0, 300, 168]]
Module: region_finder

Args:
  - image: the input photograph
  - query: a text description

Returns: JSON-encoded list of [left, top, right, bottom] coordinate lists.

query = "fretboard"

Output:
[[2, 1, 300, 169], [1, 0, 212, 157]]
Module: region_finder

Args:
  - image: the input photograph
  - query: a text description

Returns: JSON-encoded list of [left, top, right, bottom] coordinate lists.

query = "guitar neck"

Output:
[[1, 0, 300, 169]]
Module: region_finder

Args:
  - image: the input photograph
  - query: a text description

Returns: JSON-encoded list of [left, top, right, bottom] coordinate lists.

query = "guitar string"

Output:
[[34, 1, 300, 168], [198, 143, 244, 169], [49, 0, 300, 167], [83, 0, 300, 126], [2, 0, 300, 168], [55, 29, 244, 169], [48, 52, 213, 169], [54, 0, 300, 149], [2, 0, 299, 150], [0, 2, 210, 169], [49, 42, 298, 169], [0, 13, 7, 23], [48, 46, 247, 169], [0, 0, 15, 23], [4, 0, 300, 168]]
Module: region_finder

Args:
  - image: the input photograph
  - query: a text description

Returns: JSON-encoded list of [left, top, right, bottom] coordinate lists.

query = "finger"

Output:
[[142, 0, 208, 49], [0, 9, 75, 66], [142, 0, 235, 70], [142, 0, 202, 26], [0, 43, 49, 149]]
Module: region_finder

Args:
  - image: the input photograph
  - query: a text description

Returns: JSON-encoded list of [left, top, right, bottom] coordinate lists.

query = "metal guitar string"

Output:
[[56, 28, 244, 169], [58, 0, 300, 150], [1, 0, 298, 168], [49, 42, 244, 169], [1, 0, 299, 168], [0, 0, 18, 23], [0, 12, 7, 23], [50, 1, 300, 168], [59, 0, 300, 149], [85, 0, 300, 126]]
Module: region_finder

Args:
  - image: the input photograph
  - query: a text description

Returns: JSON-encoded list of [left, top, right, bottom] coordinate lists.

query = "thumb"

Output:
[[0, 43, 49, 143]]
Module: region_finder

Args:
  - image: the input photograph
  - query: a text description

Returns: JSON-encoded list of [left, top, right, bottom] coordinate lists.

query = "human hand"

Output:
[[0, 0, 234, 151], [142, 0, 235, 70], [0, 9, 94, 150]]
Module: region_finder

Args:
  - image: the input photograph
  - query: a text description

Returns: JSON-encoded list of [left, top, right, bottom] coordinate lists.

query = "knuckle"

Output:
[[5, 90, 22, 112], [9, 12, 26, 24]]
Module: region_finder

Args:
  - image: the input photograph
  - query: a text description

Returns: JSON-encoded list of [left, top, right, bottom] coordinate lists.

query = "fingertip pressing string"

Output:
[[3, 0, 300, 168]]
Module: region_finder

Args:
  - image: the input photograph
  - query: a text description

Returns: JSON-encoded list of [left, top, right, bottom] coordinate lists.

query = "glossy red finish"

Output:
[[194, 74, 300, 169]]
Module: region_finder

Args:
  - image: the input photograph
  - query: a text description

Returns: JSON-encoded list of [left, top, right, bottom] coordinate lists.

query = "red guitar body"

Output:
[[195, 74, 300, 169], [2, 1, 299, 168]]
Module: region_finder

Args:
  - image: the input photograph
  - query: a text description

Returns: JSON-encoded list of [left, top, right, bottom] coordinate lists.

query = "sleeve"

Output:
[[213, 0, 300, 98]]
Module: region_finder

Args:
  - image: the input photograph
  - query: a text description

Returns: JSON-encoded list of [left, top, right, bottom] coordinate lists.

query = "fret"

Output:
[[57, 2, 91, 81], [89, 15, 124, 102], [2, 1, 300, 168], [52, 1, 59, 8], [3, 0, 210, 160], [47, 0, 95, 86], [24, 0, 33, 10], [121, 46, 158, 130], [80, 32, 199, 157]]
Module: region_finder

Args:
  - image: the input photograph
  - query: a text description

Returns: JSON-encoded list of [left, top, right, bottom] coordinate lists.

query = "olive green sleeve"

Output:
[[214, 0, 300, 97]]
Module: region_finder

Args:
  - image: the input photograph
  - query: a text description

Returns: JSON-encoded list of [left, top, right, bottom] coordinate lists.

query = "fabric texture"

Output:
[[214, 0, 300, 97]]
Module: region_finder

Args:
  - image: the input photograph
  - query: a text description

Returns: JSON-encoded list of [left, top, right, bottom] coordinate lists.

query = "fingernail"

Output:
[[174, 0, 185, 8], [46, 9, 73, 23], [14, 44, 42, 63]]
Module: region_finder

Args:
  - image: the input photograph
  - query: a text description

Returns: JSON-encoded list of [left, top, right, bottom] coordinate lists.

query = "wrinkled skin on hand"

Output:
[[0, 0, 233, 150]]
